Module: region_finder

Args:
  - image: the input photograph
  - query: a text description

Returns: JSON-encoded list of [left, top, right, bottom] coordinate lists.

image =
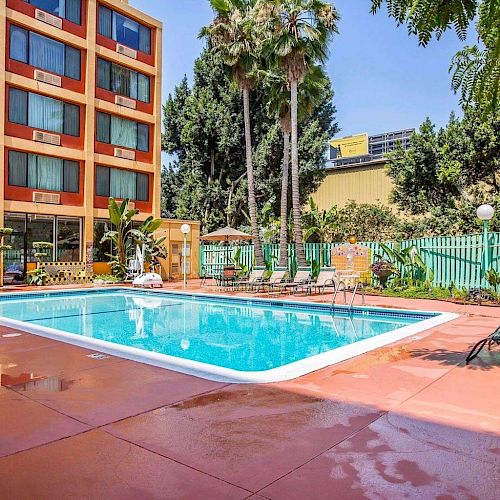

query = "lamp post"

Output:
[[180, 224, 191, 289], [476, 204, 495, 279]]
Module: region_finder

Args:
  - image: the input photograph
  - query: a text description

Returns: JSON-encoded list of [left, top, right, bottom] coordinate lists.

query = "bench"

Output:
[[37, 261, 93, 285]]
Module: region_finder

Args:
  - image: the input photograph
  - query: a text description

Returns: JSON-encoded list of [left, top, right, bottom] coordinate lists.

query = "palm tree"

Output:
[[257, 0, 339, 266], [264, 65, 330, 267], [201, 0, 265, 266], [302, 197, 338, 267]]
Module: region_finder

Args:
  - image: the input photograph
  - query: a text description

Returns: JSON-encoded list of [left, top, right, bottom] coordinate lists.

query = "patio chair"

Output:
[[216, 265, 238, 290], [269, 267, 311, 295], [253, 267, 288, 293], [465, 327, 500, 364], [296, 267, 340, 295]]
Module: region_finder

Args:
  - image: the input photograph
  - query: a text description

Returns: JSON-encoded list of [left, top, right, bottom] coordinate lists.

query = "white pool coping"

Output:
[[0, 287, 459, 383]]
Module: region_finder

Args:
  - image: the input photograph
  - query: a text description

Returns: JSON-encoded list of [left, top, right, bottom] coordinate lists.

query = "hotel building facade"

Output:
[[0, 0, 199, 280]]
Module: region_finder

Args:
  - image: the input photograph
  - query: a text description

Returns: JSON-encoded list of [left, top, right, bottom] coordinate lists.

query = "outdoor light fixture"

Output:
[[180, 224, 191, 288], [476, 204, 495, 221], [476, 204, 495, 279]]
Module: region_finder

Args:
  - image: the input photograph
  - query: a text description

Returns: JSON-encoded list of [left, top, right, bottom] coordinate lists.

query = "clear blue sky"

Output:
[[131, 0, 468, 137]]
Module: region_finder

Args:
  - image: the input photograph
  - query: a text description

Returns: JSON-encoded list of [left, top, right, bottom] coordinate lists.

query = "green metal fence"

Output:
[[200, 231, 500, 289]]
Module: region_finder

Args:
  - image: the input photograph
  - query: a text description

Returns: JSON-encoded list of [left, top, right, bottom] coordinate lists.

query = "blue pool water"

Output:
[[0, 289, 433, 373]]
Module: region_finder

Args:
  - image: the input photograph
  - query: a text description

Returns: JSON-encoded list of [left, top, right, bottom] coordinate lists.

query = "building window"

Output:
[[93, 219, 112, 261], [57, 217, 81, 261], [8, 150, 80, 193], [96, 112, 149, 152], [24, 0, 82, 25], [96, 58, 150, 103], [98, 5, 151, 54], [8, 88, 80, 136], [95, 166, 149, 201], [10, 25, 81, 80]]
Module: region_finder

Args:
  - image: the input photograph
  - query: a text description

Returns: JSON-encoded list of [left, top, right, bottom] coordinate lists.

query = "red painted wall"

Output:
[[7, 0, 87, 39], [5, 85, 85, 150], [6, 21, 86, 94], [95, 84, 154, 115], [94, 111, 153, 163], [3, 148, 85, 206], [93, 165, 153, 213], [96, 2, 156, 67]]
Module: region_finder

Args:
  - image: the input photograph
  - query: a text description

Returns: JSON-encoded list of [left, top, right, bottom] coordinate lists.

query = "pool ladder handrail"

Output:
[[331, 281, 364, 309]]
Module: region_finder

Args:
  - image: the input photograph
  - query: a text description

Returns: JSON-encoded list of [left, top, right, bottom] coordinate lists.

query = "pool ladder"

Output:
[[331, 281, 364, 310]]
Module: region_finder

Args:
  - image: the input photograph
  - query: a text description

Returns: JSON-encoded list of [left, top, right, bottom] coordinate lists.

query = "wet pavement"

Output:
[[0, 282, 499, 499]]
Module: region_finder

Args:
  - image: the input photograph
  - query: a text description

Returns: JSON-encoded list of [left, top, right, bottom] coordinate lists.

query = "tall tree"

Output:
[[386, 110, 500, 233], [264, 65, 331, 266], [162, 49, 337, 233], [201, 0, 265, 266], [257, 0, 339, 266], [371, 0, 500, 113]]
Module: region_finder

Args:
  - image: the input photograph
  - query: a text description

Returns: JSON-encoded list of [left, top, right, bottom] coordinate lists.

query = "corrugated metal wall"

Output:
[[312, 162, 393, 210]]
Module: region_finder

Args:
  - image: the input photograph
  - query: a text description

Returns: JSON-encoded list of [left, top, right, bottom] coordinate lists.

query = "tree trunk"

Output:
[[243, 87, 264, 266], [279, 131, 290, 267], [210, 149, 215, 180], [227, 172, 246, 226], [290, 79, 306, 267]]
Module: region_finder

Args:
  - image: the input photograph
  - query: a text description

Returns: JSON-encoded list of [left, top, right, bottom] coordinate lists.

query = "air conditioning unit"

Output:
[[34, 69, 62, 87], [114, 148, 135, 160], [33, 130, 61, 146], [115, 95, 137, 109], [116, 44, 137, 60], [33, 192, 61, 204], [35, 9, 63, 29]]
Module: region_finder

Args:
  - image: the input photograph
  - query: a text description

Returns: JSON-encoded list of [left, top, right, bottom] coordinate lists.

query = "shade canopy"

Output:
[[200, 226, 252, 242]]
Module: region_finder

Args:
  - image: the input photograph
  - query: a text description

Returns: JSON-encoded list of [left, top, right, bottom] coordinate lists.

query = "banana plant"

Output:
[[130, 216, 167, 269], [376, 242, 429, 286], [100, 198, 139, 279], [485, 268, 500, 295]]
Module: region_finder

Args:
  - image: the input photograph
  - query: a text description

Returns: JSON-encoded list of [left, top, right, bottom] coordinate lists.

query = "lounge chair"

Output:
[[296, 267, 340, 295], [466, 327, 500, 364], [253, 267, 288, 293], [269, 267, 311, 294], [236, 266, 266, 291]]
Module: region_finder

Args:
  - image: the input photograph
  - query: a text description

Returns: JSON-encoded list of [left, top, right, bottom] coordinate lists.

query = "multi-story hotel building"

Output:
[[0, 0, 199, 281]]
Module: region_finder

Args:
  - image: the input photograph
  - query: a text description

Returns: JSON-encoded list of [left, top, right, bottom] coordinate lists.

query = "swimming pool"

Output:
[[0, 288, 457, 382]]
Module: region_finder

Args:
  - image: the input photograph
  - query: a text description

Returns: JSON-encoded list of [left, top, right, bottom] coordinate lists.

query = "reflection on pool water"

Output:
[[0, 289, 432, 374]]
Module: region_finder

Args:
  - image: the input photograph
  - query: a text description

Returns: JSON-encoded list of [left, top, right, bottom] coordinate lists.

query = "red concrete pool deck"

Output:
[[0, 281, 499, 499]]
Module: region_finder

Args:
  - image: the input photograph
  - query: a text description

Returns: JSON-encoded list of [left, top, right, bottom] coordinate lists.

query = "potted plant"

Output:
[[370, 259, 395, 288], [32, 242, 54, 263]]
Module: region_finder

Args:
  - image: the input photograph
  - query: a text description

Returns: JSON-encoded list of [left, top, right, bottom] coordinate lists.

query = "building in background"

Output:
[[313, 128, 414, 210], [0, 0, 199, 281]]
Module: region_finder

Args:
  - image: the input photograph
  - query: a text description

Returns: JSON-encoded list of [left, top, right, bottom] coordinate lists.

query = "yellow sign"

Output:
[[330, 134, 368, 159]]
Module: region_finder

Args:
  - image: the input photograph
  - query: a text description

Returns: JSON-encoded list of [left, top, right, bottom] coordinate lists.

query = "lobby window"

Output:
[[23, 0, 82, 25], [95, 166, 149, 201], [96, 112, 149, 152], [57, 217, 81, 261], [8, 88, 80, 136], [97, 58, 150, 103], [10, 25, 81, 80], [93, 219, 112, 261], [98, 5, 151, 54], [8, 150, 80, 193]]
